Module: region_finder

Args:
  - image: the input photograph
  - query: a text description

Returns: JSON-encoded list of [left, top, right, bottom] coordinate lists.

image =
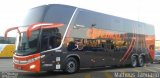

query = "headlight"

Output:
[[30, 64, 36, 69]]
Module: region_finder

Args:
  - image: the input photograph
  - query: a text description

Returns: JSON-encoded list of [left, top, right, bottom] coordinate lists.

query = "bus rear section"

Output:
[[4, 4, 155, 73]]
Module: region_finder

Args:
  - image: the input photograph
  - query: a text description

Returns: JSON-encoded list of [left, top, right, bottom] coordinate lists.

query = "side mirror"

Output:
[[4, 27, 20, 39], [26, 23, 64, 39]]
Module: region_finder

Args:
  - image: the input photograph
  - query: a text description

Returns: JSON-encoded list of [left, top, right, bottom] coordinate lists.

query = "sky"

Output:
[[0, 0, 160, 40]]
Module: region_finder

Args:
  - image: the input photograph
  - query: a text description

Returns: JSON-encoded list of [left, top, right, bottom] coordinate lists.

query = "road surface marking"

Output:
[[104, 72, 113, 78], [151, 67, 160, 71], [133, 68, 141, 72], [84, 74, 91, 78], [144, 68, 157, 72], [153, 66, 160, 68]]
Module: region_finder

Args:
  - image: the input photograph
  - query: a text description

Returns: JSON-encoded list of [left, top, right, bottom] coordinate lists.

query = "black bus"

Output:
[[5, 4, 155, 73]]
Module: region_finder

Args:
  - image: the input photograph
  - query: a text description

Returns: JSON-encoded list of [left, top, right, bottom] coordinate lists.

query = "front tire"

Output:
[[131, 55, 138, 67], [64, 57, 78, 73]]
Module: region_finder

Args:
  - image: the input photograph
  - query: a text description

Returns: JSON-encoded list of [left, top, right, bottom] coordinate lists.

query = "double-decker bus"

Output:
[[5, 4, 155, 73]]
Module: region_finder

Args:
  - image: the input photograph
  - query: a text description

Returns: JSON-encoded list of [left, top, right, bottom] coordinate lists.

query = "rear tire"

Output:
[[138, 56, 144, 67], [64, 57, 78, 74], [131, 55, 138, 67]]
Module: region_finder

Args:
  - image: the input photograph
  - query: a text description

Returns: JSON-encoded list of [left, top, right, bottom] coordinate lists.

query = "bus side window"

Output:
[[41, 29, 62, 51], [67, 41, 76, 51], [49, 33, 61, 49], [67, 39, 85, 51]]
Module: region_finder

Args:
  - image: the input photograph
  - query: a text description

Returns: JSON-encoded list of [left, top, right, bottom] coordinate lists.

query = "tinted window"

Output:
[[22, 6, 47, 26], [22, 4, 76, 26], [43, 5, 75, 24], [68, 10, 116, 51], [41, 28, 61, 51], [43, 5, 76, 38], [40, 5, 76, 51], [73, 10, 126, 32], [74, 10, 112, 30]]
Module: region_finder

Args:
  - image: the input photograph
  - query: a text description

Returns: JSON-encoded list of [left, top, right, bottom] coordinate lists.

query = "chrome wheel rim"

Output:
[[67, 61, 76, 73], [132, 56, 137, 67], [139, 57, 144, 66]]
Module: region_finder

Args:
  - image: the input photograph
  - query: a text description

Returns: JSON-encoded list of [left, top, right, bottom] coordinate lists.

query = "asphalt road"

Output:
[[0, 59, 160, 78]]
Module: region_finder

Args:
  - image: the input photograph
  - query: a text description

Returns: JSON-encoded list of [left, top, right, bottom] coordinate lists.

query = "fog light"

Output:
[[30, 65, 36, 69]]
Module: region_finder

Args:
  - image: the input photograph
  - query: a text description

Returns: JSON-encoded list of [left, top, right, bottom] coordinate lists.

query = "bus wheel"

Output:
[[64, 57, 78, 73], [138, 56, 144, 67], [131, 55, 138, 67]]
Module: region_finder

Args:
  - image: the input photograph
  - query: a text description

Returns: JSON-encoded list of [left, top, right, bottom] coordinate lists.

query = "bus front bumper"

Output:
[[13, 53, 40, 72]]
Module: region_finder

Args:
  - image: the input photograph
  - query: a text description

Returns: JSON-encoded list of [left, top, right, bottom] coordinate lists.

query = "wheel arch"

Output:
[[65, 54, 80, 62], [131, 54, 139, 59]]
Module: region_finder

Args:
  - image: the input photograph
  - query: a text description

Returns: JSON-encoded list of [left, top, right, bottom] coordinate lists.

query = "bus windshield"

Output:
[[16, 30, 40, 55], [22, 4, 76, 26]]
